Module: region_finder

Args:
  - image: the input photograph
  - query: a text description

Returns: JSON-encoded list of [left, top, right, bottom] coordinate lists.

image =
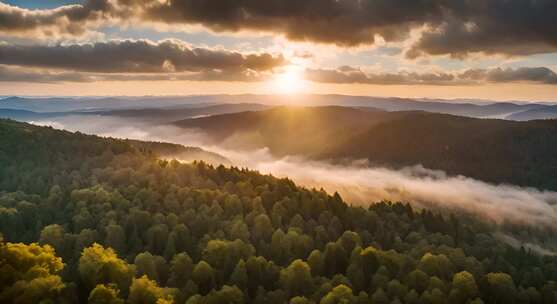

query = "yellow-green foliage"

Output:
[[0, 242, 65, 303]]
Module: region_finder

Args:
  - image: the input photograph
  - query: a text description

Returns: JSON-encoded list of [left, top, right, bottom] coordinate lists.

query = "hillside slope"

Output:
[[93, 103, 269, 124], [174, 107, 557, 190], [174, 106, 401, 156]]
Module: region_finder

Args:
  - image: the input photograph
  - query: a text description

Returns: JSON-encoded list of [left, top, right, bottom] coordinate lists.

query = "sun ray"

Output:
[[272, 65, 306, 95]]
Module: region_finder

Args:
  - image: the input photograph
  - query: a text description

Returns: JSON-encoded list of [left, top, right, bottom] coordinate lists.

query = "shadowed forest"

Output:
[[175, 107, 557, 190]]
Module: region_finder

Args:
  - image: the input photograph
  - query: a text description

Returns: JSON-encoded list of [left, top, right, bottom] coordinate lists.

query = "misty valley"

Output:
[[4, 0, 557, 302], [1, 95, 557, 304]]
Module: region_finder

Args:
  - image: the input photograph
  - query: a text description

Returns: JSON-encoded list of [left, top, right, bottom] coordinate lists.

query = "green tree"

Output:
[[418, 253, 453, 279], [88, 284, 125, 304], [449, 271, 478, 304], [386, 279, 408, 300], [128, 275, 174, 304], [485, 272, 516, 304], [229, 259, 248, 292], [167, 253, 193, 288], [78, 243, 135, 294], [320, 284, 355, 304], [290, 296, 314, 304], [323, 243, 348, 276], [204, 285, 244, 304], [39, 224, 67, 257], [252, 214, 273, 242], [404, 270, 429, 293], [202, 239, 254, 283], [307, 250, 324, 277], [192, 261, 216, 295], [105, 224, 127, 255], [135, 252, 160, 282], [280, 259, 314, 297], [360, 246, 380, 281], [0, 242, 65, 303], [163, 235, 177, 262], [371, 288, 389, 304]]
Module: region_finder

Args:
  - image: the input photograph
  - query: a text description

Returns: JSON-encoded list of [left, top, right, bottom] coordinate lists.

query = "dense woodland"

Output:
[[175, 106, 557, 190], [1, 118, 557, 304]]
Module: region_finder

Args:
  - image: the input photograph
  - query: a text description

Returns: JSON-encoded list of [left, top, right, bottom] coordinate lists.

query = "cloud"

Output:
[[3, 53, 555, 85], [3, 1, 557, 57], [0, 64, 274, 83], [0, 39, 285, 73], [0, 1, 117, 39], [462, 67, 557, 85], [4, 60, 555, 85], [407, 0, 557, 58], [0, 39, 286, 83], [246, 156, 557, 229], [305, 66, 457, 85], [0, 65, 92, 83], [305, 66, 557, 86], [134, 0, 442, 46], [494, 233, 556, 256]]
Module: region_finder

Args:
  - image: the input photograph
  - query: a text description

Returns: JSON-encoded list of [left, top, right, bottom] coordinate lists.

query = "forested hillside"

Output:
[[124, 140, 230, 165], [1, 119, 557, 304], [175, 107, 557, 190], [174, 106, 400, 156]]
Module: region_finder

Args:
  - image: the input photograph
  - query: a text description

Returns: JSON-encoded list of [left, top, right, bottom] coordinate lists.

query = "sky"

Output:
[[1, 0, 557, 100]]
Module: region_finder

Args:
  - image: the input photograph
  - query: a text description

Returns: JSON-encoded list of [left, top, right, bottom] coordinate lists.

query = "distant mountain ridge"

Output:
[[0, 103, 270, 125], [3, 95, 557, 120], [507, 105, 557, 121]]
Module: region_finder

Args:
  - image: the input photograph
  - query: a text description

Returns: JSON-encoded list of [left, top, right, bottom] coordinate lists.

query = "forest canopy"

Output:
[[1, 118, 557, 304]]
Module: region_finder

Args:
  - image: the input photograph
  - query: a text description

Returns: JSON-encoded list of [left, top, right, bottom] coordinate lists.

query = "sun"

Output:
[[272, 66, 306, 95]]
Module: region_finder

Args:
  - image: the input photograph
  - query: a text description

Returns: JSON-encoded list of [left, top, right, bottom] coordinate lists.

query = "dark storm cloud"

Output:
[[306, 66, 557, 86], [135, 0, 443, 46], [0, 39, 285, 73], [2, 0, 557, 57], [4, 0, 436, 45], [407, 0, 557, 58], [131, 0, 557, 56]]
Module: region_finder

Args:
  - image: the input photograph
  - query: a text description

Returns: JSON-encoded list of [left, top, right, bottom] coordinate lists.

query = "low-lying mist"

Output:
[[31, 116, 557, 230]]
